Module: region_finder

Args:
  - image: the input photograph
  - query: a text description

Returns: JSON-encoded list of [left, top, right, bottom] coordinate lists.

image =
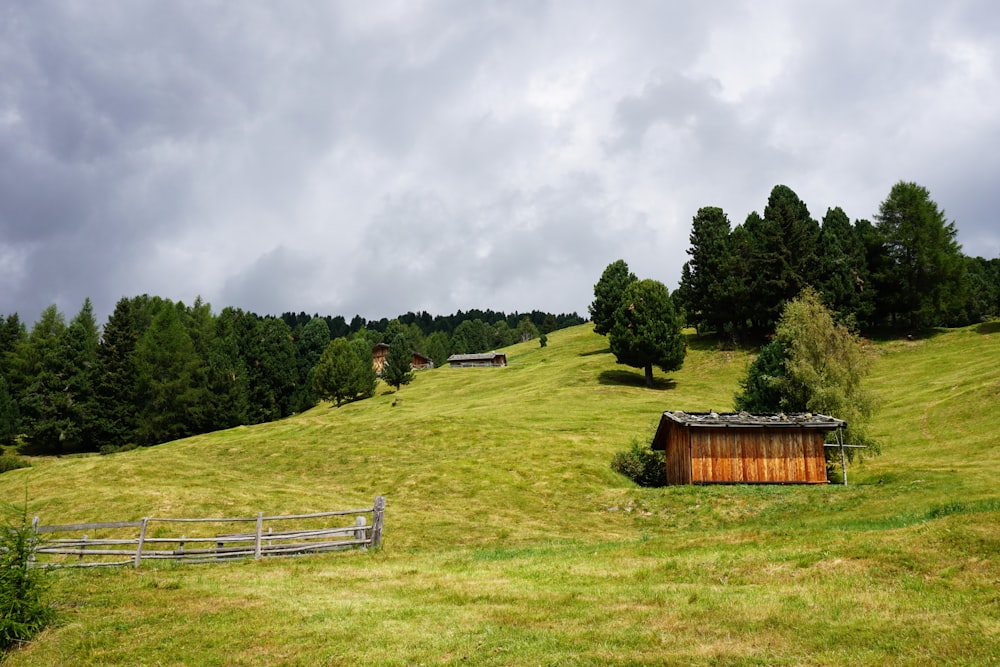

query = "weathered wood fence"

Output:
[[28, 496, 385, 569]]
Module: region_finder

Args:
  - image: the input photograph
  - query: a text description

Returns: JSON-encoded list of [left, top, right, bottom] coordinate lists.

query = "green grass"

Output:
[[1, 324, 998, 665]]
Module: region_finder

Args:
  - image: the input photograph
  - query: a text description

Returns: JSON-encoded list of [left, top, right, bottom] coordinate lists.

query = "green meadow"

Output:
[[2, 323, 998, 665]]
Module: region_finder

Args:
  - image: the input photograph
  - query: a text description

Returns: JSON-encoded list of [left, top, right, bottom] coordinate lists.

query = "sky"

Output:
[[2, 1, 998, 327]]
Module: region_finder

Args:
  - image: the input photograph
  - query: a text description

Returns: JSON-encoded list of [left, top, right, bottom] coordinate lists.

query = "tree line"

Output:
[[0, 298, 582, 454], [674, 181, 999, 341]]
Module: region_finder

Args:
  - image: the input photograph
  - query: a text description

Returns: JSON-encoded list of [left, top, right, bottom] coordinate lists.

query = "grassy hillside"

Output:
[[2, 323, 998, 665]]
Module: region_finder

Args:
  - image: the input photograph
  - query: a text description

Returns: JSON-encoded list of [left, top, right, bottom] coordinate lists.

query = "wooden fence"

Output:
[[28, 496, 385, 569]]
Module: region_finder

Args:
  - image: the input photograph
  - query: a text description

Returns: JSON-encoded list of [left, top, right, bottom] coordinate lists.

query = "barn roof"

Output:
[[661, 411, 846, 429], [652, 411, 845, 451], [447, 352, 506, 362]]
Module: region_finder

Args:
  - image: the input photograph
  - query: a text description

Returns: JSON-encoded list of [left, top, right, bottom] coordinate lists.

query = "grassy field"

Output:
[[1, 323, 998, 665]]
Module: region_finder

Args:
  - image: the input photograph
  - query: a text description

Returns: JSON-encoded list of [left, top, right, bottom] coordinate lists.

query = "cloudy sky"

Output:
[[2, 1, 998, 326]]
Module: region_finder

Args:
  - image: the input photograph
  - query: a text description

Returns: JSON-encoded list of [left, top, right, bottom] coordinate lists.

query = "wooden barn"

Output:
[[371, 343, 434, 375], [446, 352, 507, 368], [651, 411, 845, 485]]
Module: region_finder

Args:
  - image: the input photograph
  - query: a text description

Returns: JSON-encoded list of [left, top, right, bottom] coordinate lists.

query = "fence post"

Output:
[[79, 534, 87, 563], [838, 428, 848, 486], [30, 517, 40, 565], [370, 496, 385, 549], [354, 516, 366, 548], [134, 518, 149, 568], [255, 512, 264, 560]]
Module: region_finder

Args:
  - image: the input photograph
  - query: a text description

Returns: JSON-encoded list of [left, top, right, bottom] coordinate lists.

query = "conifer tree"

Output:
[[681, 206, 732, 334], [748, 186, 820, 333], [875, 181, 965, 329], [314, 338, 366, 407], [290, 317, 331, 413], [817, 207, 867, 323], [608, 279, 686, 387], [94, 296, 151, 449], [382, 334, 415, 391], [589, 260, 637, 336], [134, 302, 201, 445]]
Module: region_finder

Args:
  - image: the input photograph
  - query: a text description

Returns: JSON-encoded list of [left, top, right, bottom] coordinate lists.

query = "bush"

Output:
[[0, 505, 55, 653], [611, 439, 666, 487], [99, 442, 139, 456], [0, 455, 30, 475]]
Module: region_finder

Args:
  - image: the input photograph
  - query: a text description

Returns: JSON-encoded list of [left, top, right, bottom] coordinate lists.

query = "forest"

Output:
[[674, 181, 1000, 340], [0, 301, 582, 455]]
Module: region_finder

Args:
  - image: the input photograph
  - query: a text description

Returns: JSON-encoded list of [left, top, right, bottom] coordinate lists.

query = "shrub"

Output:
[[0, 455, 29, 475], [0, 505, 55, 653], [611, 439, 666, 487], [99, 442, 139, 456]]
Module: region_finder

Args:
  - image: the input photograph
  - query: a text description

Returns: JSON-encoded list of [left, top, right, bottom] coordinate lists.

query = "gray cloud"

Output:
[[1, 1, 998, 326]]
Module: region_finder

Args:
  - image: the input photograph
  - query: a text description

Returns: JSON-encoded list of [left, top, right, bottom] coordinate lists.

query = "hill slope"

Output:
[[2, 324, 998, 665]]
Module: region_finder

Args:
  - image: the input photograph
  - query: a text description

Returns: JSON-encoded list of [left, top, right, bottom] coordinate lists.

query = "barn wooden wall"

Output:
[[665, 425, 828, 485]]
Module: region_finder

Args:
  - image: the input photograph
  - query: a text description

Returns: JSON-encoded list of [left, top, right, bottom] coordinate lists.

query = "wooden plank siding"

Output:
[[688, 428, 827, 484], [652, 412, 842, 485], [665, 424, 692, 484]]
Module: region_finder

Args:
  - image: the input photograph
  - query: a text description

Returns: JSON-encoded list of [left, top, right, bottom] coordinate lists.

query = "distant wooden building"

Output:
[[410, 351, 434, 370], [371, 343, 434, 376], [446, 352, 507, 368], [651, 411, 845, 485]]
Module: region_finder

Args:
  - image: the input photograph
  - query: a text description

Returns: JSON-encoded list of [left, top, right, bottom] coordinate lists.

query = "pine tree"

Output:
[[608, 279, 686, 387], [349, 338, 378, 400], [589, 260, 637, 336], [314, 338, 368, 407], [750, 186, 821, 333], [682, 206, 733, 334], [382, 335, 415, 391], [290, 317, 331, 413], [875, 181, 965, 329], [817, 207, 867, 323], [93, 296, 151, 450], [0, 375, 18, 446], [425, 331, 451, 369], [134, 302, 201, 445]]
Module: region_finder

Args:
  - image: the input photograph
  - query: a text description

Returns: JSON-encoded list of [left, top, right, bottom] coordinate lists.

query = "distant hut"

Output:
[[651, 411, 845, 485], [372, 343, 434, 376], [446, 352, 507, 368], [410, 351, 434, 370], [372, 343, 391, 375]]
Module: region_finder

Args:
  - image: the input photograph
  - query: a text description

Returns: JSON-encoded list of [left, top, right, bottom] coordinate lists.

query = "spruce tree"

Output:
[[682, 206, 732, 334], [817, 207, 868, 324], [94, 297, 150, 450], [0, 375, 18, 446], [382, 334, 415, 391], [750, 186, 820, 333]]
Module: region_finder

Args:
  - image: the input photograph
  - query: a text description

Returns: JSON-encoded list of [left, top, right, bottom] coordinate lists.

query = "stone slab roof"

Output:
[[661, 411, 846, 429]]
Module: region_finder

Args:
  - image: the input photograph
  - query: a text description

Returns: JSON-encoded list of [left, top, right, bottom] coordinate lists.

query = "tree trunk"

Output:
[[644, 364, 653, 388]]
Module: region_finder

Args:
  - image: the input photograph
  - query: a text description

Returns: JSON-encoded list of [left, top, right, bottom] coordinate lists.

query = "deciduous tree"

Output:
[[735, 288, 878, 456]]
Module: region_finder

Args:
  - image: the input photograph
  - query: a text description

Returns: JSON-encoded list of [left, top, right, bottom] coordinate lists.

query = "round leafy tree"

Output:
[[608, 279, 686, 387]]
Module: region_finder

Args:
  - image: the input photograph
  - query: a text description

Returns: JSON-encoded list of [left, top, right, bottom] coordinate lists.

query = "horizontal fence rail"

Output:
[[27, 496, 385, 569]]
